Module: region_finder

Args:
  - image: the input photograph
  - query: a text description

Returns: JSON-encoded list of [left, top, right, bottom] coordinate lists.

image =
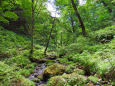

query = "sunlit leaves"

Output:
[[3, 11, 18, 21], [0, 16, 9, 24]]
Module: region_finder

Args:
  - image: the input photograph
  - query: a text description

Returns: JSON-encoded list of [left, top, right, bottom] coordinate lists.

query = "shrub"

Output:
[[65, 64, 75, 74], [57, 46, 67, 58], [0, 61, 35, 86], [94, 25, 115, 43], [72, 51, 98, 75], [62, 73, 87, 86]]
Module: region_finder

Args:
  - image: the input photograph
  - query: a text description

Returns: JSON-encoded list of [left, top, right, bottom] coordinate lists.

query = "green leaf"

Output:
[[3, 11, 18, 21], [0, 16, 9, 24]]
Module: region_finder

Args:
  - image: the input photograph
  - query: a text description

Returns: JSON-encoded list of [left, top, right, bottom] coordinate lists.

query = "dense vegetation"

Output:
[[0, 0, 115, 86]]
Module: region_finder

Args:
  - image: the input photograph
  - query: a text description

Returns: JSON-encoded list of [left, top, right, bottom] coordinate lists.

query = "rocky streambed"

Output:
[[28, 59, 65, 86], [28, 56, 109, 86], [28, 63, 46, 86]]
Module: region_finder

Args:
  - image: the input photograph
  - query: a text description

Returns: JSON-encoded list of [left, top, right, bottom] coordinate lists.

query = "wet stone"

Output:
[[28, 63, 46, 86]]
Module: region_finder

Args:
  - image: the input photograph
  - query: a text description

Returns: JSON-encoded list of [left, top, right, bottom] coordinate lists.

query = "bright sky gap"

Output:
[[46, 0, 86, 17]]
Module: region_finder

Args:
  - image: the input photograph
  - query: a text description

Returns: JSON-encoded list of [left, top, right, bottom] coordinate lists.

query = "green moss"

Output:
[[62, 72, 87, 86], [37, 74, 43, 80], [47, 76, 66, 86], [74, 68, 85, 75], [19, 69, 33, 77], [32, 78, 40, 83], [43, 63, 65, 80], [47, 52, 58, 60]]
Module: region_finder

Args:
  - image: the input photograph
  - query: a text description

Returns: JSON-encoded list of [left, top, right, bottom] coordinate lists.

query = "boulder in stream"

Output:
[[43, 63, 65, 80]]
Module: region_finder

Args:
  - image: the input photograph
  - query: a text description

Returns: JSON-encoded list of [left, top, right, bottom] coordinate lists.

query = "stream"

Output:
[[28, 63, 46, 86]]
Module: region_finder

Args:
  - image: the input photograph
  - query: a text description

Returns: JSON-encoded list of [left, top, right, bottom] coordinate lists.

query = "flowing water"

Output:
[[28, 63, 46, 86]]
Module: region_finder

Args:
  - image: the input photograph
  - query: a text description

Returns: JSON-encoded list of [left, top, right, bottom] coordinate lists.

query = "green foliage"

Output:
[[67, 43, 85, 53], [88, 76, 99, 84], [57, 46, 67, 57], [6, 55, 30, 67], [0, 28, 30, 58], [57, 58, 68, 64], [33, 49, 45, 60], [65, 64, 75, 74], [62, 73, 87, 86], [0, 0, 115, 85], [72, 51, 98, 74], [0, 61, 35, 86], [74, 68, 85, 75], [47, 76, 65, 86], [94, 25, 115, 43], [0, 16, 9, 24], [3, 11, 18, 21]]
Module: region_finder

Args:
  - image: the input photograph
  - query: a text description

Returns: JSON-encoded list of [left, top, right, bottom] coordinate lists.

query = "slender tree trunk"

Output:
[[55, 32, 57, 47], [44, 18, 55, 55], [60, 32, 63, 46], [71, 0, 86, 36], [101, 0, 112, 13], [70, 17, 76, 33], [30, 0, 34, 59]]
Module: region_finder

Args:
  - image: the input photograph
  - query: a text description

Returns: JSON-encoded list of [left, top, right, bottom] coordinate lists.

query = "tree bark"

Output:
[[71, 0, 86, 36], [44, 18, 55, 55], [30, 0, 34, 59], [101, 0, 112, 13]]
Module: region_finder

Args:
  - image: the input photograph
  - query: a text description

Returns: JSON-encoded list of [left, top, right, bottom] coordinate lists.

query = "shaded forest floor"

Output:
[[0, 25, 115, 86]]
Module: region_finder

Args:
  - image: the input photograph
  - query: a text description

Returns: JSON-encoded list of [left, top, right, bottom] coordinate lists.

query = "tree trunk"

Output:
[[60, 32, 63, 46], [30, 0, 34, 59], [70, 17, 75, 33], [44, 18, 55, 55], [71, 0, 86, 36], [101, 0, 112, 13]]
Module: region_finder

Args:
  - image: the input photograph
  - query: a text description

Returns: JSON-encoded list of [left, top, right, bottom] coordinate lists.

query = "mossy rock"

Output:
[[47, 76, 66, 86], [74, 68, 85, 75], [47, 54, 58, 60], [43, 63, 65, 80], [62, 72, 87, 86], [48, 56, 57, 60], [88, 76, 99, 84], [32, 78, 40, 83]]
